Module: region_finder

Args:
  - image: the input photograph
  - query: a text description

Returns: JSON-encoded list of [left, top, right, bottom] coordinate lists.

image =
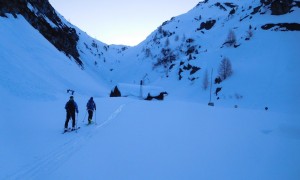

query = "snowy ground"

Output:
[[1, 93, 300, 180]]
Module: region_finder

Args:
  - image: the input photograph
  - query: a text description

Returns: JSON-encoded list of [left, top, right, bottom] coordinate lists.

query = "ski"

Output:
[[62, 127, 80, 134], [86, 121, 95, 126]]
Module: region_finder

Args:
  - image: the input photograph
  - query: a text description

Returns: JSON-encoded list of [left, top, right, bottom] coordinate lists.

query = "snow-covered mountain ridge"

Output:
[[111, 0, 300, 112], [0, 0, 127, 68]]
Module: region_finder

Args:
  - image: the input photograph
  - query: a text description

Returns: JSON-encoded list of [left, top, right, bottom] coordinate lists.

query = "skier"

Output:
[[64, 96, 79, 132], [86, 97, 96, 124]]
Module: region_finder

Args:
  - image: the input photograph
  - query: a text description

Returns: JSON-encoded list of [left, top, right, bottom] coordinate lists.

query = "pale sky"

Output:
[[49, 0, 200, 46]]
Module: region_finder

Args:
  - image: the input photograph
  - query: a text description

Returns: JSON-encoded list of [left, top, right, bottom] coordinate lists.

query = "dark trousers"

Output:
[[88, 110, 93, 120], [65, 112, 76, 128]]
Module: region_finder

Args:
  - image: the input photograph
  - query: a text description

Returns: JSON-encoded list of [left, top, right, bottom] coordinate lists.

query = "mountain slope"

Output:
[[0, 0, 84, 65], [0, 0, 128, 98], [0, 14, 107, 99], [108, 0, 300, 113], [0, 0, 127, 80], [1, 0, 299, 114]]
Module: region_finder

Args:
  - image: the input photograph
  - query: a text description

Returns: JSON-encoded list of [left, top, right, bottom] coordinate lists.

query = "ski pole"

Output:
[[82, 111, 87, 123], [95, 110, 97, 125], [75, 113, 78, 133]]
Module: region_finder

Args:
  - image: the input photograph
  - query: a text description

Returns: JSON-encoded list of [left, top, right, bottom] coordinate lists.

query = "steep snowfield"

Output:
[[0, 15, 108, 98], [1, 1, 300, 179]]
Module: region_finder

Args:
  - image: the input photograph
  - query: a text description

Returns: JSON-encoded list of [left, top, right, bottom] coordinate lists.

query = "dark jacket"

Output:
[[86, 99, 96, 111], [65, 99, 78, 113]]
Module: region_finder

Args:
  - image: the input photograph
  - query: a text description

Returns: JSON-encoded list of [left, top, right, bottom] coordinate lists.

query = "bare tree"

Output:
[[145, 48, 152, 58], [202, 69, 209, 90], [246, 29, 253, 40], [165, 38, 170, 47], [224, 30, 236, 47], [153, 48, 176, 69], [218, 57, 233, 80], [174, 35, 179, 42]]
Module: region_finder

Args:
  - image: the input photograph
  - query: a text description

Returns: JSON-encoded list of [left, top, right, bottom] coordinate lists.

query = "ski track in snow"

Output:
[[5, 103, 126, 180]]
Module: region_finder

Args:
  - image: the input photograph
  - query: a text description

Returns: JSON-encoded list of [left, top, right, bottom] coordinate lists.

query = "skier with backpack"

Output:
[[64, 96, 79, 132], [86, 97, 96, 124]]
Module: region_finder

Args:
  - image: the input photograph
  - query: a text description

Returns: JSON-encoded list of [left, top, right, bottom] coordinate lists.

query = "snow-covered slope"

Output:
[[0, 14, 108, 98], [109, 0, 300, 113], [2, 97, 299, 180], [0, 0, 128, 94], [1, 0, 299, 113]]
